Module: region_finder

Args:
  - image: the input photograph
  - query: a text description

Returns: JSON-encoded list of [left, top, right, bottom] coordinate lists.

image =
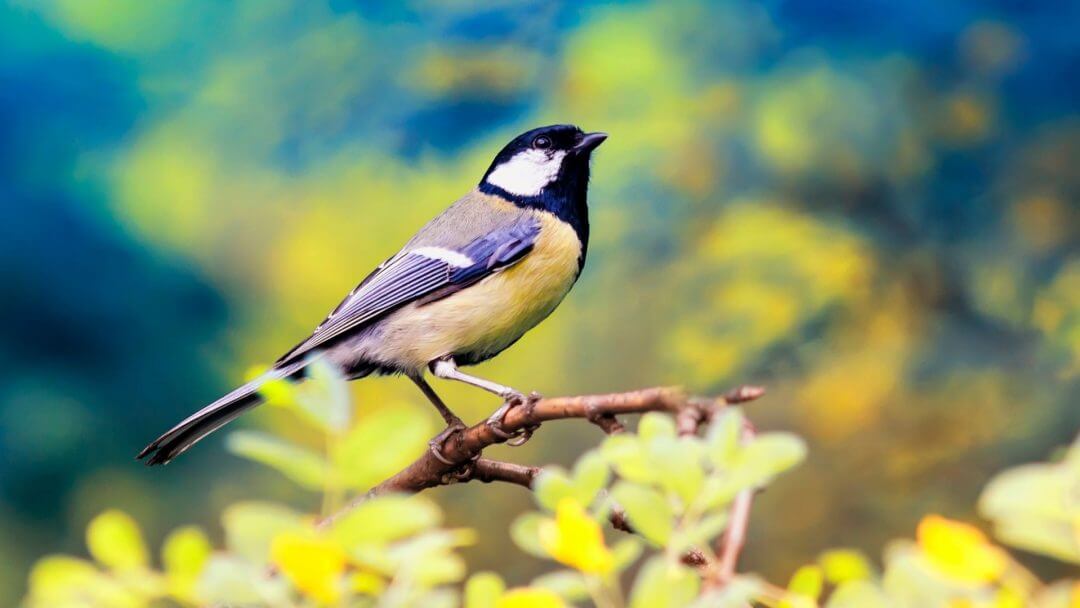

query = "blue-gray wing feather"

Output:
[[276, 218, 539, 366]]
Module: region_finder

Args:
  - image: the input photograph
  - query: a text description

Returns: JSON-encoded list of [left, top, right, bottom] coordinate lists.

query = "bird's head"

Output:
[[480, 124, 607, 201]]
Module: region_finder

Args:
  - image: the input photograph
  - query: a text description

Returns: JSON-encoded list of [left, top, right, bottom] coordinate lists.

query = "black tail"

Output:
[[138, 360, 308, 465]]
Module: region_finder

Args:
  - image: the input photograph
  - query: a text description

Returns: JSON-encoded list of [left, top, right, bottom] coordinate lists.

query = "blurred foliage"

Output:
[[22, 371, 1080, 607], [0, 0, 1077, 604]]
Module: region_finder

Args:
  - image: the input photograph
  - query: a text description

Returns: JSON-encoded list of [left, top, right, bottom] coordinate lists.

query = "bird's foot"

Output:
[[428, 421, 470, 465], [486, 391, 542, 446]]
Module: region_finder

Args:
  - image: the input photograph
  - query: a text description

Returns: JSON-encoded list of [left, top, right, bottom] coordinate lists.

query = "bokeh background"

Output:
[[1, 0, 1077, 603]]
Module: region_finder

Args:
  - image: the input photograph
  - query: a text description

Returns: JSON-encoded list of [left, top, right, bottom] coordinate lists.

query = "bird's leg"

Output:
[[429, 358, 540, 446], [409, 374, 468, 465], [410, 373, 464, 426], [430, 358, 526, 402]]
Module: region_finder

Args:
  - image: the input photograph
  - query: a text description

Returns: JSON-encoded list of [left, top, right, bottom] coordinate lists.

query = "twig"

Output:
[[708, 420, 759, 588], [472, 458, 539, 488], [322, 387, 696, 525], [318, 385, 765, 549]]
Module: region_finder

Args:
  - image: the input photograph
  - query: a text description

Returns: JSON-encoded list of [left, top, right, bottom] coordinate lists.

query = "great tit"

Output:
[[139, 124, 607, 465]]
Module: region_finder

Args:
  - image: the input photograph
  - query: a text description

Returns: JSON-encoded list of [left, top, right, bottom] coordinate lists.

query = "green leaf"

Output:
[[531, 570, 590, 601], [332, 494, 441, 546], [695, 476, 742, 511], [611, 482, 674, 545], [732, 432, 806, 488], [412, 589, 459, 608], [221, 502, 303, 564], [628, 556, 699, 608], [26, 556, 142, 607], [162, 525, 212, 597], [670, 513, 728, 554], [197, 554, 292, 606], [638, 412, 676, 440], [825, 581, 890, 608], [464, 572, 505, 608], [534, 467, 575, 512], [28, 556, 99, 594], [570, 450, 611, 506], [86, 510, 148, 571], [611, 537, 644, 571], [688, 576, 763, 608], [980, 464, 1070, 521], [602, 435, 656, 483], [405, 549, 467, 588], [880, 542, 956, 605], [336, 404, 434, 490], [293, 359, 351, 432], [386, 529, 474, 587], [978, 459, 1080, 563], [652, 437, 706, 505], [510, 512, 549, 558], [706, 408, 744, 467], [226, 430, 329, 490]]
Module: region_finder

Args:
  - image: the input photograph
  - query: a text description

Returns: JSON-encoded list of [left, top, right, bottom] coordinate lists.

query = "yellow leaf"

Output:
[[993, 586, 1025, 608], [86, 510, 149, 570], [497, 587, 567, 608], [270, 531, 347, 604], [26, 555, 142, 607], [28, 556, 99, 598], [537, 498, 614, 575], [465, 572, 506, 608], [786, 564, 823, 599], [247, 365, 296, 407], [162, 526, 212, 601], [350, 570, 386, 596], [917, 515, 1007, 584], [818, 549, 873, 583]]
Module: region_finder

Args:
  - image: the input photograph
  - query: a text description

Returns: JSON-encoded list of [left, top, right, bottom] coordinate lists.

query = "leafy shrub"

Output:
[[24, 368, 1080, 607]]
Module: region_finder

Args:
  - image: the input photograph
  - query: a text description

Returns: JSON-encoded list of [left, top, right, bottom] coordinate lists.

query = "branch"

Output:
[[324, 387, 700, 521], [472, 458, 538, 488], [317, 384, 766, 576], [707, 420, 759, 588]]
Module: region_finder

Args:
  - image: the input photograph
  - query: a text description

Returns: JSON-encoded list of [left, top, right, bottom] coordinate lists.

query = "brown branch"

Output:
[[588, 412, 626, 434], [325, 387, 696, 514], [318, 385, 766, 565], [472, 458, 539, 488], [707, 420, 759, 588]]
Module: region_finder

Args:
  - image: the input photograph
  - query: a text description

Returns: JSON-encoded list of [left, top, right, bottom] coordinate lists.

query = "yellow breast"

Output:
[[373, 210, 582, 370]]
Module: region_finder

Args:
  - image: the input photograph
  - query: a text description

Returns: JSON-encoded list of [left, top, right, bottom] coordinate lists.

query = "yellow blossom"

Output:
[[270, 531, 347, 604], [917, 515, 1007, 584], [537, 498, 614, 575], [497, 587, 567, 608]]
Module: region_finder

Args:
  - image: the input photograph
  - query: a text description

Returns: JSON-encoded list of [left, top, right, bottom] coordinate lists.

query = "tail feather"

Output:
[[138, 360, 307, 465]]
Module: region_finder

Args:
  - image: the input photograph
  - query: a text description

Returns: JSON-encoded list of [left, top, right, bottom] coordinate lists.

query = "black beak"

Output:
[[574, 131, 608, 153]]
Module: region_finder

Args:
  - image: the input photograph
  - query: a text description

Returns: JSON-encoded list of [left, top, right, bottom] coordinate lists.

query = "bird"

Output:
[[139, 124, 607, 465]]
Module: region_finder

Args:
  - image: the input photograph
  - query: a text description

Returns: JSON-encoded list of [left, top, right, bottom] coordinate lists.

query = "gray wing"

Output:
[[276, 217, 540, 366]]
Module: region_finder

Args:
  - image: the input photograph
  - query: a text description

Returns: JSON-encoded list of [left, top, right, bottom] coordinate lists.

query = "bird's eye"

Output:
[[532, 136, 552, 150]]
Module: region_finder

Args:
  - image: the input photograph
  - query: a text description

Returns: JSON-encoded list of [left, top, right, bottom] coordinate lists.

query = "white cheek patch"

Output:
[[485, 149, 566, 196], [410, 246, 473, 267]]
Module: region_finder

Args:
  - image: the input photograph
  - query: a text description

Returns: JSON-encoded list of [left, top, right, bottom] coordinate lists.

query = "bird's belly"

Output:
[[364, 214, 582, 371]]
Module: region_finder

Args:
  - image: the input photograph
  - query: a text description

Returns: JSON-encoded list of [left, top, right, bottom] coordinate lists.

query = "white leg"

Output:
[[429, 358, 541, 446], [430, 358, 525, 403]]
